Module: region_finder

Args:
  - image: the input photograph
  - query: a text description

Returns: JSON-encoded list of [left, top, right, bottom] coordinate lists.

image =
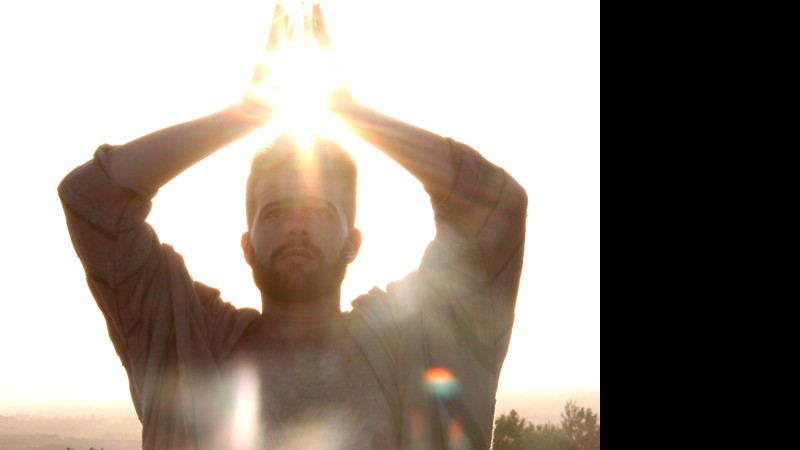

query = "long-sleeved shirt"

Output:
[[58, 139, 527, 449]]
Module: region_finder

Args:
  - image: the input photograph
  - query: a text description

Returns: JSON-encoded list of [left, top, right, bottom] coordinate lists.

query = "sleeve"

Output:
[[57, 145, 258, 428], [350, 139, 527, 449], [419, 138, 528, 373]]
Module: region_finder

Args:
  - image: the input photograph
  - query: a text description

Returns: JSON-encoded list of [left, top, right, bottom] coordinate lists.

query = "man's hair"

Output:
[[246, 134, 358, 229]]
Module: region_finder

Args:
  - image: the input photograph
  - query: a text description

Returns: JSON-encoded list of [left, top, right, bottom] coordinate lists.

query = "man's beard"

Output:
[[250, 241, 349, 304]]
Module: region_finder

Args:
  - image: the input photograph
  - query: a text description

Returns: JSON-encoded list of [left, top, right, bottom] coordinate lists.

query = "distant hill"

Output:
[[0, 408, 140, 439], [0, 408, 141, 450], [0, 433, 140, 450]]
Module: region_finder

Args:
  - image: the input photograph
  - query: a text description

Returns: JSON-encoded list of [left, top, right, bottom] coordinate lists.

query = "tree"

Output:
[[560, 400, 600, 450], [493, 400, 600, 450], [493, 409, 566, 450], [527, 422, 564, 450], [493, 409, 533, 450]]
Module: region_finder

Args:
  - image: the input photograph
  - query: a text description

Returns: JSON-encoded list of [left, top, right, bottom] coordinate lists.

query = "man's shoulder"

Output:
[[348, 286, 395, 330], [193, 280, 261, 324], [349, 282, 413, 320], [348, 274, 429, 322], [350, 286, 388, 309], [347, 278, 427, 339]]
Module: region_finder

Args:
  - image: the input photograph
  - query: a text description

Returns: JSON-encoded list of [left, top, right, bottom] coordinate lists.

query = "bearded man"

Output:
[[59, 4, 527, 449]]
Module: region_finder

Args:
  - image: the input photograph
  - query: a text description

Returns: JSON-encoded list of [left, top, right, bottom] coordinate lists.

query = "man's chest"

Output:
[[221, 333, 397, 449]]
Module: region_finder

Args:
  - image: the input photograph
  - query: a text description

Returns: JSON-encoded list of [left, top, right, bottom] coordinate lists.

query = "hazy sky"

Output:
[[0, 0, 599, 407]]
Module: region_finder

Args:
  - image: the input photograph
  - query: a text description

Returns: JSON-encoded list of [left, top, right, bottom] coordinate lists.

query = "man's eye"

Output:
[[308, 207, 334, 218], [263, 208, 288, 219]]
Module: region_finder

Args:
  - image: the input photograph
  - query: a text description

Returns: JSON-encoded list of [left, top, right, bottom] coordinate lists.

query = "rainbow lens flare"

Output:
[[448, 418, 471, 450], [423, 366, 459, 399]]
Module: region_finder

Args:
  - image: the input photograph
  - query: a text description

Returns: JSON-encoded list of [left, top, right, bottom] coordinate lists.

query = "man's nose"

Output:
[[287, 211, 310, 239], [288, 229, 309, 240]]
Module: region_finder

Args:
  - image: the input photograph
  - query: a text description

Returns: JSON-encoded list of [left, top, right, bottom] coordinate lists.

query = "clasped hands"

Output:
[[242, 1, 355, 123]]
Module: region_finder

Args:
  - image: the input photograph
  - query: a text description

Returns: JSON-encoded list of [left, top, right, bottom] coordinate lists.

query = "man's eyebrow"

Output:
[[256, 197, 336, 215]]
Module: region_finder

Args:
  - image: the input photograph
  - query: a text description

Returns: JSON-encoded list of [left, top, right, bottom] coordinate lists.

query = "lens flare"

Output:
[[423, 366, 460, 399], [249, 0, 340, 149], [410, 407, 423, 443], [448, 418, 471, 450], [275, 418, 346, 449], [231, 365, 261, 450]]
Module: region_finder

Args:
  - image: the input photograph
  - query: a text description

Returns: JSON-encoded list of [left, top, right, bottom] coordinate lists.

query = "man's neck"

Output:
[[259, 295, 343, 344]]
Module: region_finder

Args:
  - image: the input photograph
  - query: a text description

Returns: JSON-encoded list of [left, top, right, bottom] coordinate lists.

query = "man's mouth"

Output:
[[270, 241, 324, 264], [279, 247, 316, 260]]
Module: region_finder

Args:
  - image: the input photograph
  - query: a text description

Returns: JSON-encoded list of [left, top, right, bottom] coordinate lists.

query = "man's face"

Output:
[[244, 170, 358, 303]]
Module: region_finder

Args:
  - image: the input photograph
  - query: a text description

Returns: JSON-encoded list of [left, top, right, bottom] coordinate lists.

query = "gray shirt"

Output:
[[58, 139, 527, 449]]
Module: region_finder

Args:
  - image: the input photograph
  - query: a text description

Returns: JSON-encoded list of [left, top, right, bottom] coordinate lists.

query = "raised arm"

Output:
[[319, 7, 526, 362], [336, 97, 528, 313], [106, 100, 271, 193], [326, 69, 527, 296], [334, 58, 528, 450], [314, 7, 527, 447], [310, 2, 524, 234], [106, 2, 291, 192], [57, 7, 295, 433]]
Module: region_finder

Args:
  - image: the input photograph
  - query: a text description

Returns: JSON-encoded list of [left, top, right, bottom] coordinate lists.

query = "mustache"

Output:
[[269, 240, 325, 264]]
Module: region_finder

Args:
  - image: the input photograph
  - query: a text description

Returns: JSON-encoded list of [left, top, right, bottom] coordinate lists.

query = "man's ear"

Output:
[[346, 228, 362, 263], [241, 231, 253, 266]]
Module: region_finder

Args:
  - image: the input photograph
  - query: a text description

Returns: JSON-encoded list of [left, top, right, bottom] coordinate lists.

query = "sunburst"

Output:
[[248, 0, 341, 149]]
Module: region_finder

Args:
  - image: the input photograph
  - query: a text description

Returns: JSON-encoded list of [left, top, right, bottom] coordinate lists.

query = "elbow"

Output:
[[57, 166, 79, 197], [57, 163, 83, 206], [503, 173, 529, 224]]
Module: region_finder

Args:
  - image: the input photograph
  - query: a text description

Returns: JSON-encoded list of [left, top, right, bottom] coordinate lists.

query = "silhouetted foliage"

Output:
[[492, 400, 600, 450], [528, 422, 564, 450], [561, 400, 600, 450], [493, 409, 532, 450]]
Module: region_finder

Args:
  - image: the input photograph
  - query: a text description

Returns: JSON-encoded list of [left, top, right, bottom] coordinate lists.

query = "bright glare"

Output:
[[248, 1, 340, 149], [231, 365, 261, 449]]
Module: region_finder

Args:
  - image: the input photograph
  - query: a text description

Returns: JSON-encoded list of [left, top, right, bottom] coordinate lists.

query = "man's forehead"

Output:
[[253, 172, 345, 205]]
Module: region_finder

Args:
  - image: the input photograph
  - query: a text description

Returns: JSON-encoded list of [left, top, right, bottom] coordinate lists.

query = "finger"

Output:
[[250, 59, 268, 86], [302, 4, 313, 41], [311, 3, 331, 50], [265, 2, 289, 53]]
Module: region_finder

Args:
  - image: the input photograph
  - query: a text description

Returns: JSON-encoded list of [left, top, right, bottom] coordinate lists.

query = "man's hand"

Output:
[[245, 1, 351, 124], [307, 3, 357, 113], [105, 5, 292, 194], [244, 3, 289, 107]]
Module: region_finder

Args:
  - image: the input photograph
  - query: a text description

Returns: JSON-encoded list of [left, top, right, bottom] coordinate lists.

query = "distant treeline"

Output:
[[2, 400, 599, 450], [493, 400, 600, 450]]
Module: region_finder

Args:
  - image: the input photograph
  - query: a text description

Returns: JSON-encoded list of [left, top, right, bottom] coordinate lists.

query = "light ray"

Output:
[[448, 418, 471, 450], [249, 0, 341, 150], [231, 364, 262, 450]]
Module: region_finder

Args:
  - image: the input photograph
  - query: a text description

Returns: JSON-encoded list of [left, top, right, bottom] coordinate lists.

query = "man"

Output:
[[59, 4, 527, 449]]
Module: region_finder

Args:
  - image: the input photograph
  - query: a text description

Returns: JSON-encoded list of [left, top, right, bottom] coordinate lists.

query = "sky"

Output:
[[0, 0, 599, 409]]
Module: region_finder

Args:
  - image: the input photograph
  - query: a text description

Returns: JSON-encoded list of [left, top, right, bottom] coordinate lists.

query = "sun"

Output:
[[247, 0, 341, 149]]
